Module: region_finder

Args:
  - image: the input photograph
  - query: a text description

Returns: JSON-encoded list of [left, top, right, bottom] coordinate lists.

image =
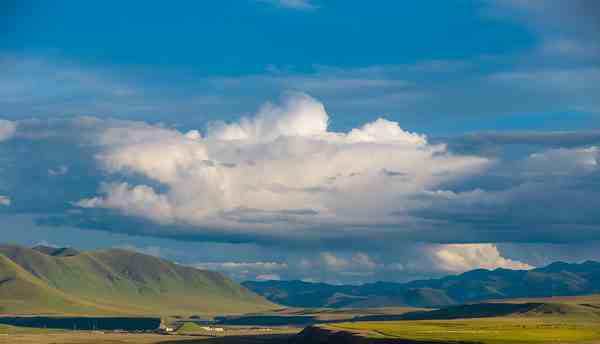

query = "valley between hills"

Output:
[[2, 244, 600, 344]]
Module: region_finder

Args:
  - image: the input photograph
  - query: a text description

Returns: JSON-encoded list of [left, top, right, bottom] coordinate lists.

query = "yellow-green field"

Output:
[[0, 328, 296, 344], [328, 315, 600, 344], [1, 332, 191, 344], [0, 323, 298, 344], [0, 324, 59, 335]]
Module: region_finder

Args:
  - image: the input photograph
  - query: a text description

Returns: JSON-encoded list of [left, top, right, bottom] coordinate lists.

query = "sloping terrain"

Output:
[[0, 254, 112, 315], [244, 261, 600, 308], [0, 244, 275, 316]]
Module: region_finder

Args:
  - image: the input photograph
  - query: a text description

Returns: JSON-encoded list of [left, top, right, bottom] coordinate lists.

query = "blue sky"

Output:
[[2, 1, 532, 72], [2, 0, 597, 133], [1, 0, 600, 283]]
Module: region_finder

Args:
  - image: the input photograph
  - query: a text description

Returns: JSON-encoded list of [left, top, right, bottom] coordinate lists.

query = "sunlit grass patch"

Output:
[[329, 316, 600, 343]]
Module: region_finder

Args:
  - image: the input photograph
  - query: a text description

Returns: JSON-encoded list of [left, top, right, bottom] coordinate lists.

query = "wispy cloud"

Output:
[[194, 261, 287, 280], [3, 53, 599, 127], [256, 0, 318, 11], [489, 0, 600, 59]]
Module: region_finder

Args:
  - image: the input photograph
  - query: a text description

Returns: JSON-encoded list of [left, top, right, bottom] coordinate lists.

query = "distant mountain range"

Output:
[[243, 261, 600, 308], [4, 243, 599, 316], [0, 244, 275, 316]]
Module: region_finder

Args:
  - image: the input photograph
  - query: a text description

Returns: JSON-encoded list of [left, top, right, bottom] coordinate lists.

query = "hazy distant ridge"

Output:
[[243, 261, 600, 308]]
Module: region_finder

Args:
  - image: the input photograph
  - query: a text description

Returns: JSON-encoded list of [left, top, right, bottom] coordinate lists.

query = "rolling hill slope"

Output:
[[244, 261, 600, 308], [0, 244, 275, 316], [0, 254, 113, 315]]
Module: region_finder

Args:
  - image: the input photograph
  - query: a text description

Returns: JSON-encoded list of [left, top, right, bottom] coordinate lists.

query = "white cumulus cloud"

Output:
[[76, 93, 489, 237], [195, 261, 288, 272], [48, 165, 69, 176], [321, 252, 349, 271], [431, 243, 534, 272], [255, 274, 281, 281], [194, 261, 288, 281], [208, 93, 328, 141]]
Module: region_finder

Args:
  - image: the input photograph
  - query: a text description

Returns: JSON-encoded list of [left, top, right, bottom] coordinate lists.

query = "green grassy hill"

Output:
[[0, 254, 116, 315], [0, 245, 276, 316]]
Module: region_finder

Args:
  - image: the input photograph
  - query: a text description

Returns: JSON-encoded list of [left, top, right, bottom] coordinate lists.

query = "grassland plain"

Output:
[[321, 300, 600, 344], [327, 316, 600, 344], [1, 328, 297, 344], [0, 245, 276, 316], [1, 331, 196, 344]]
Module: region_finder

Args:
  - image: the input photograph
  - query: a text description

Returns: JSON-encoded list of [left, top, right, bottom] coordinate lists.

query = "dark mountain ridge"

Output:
[[243, 261, 600, 308], [32, 245, 80, 257]]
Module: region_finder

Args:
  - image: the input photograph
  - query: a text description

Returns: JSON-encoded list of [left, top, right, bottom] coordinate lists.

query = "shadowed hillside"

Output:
[[0, 244, 276, 316]]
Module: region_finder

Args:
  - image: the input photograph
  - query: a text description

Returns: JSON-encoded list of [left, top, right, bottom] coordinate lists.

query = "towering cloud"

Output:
[[6, 96, 600, 252], [3, 96, 600, 282], [77, 93, 488, 237]]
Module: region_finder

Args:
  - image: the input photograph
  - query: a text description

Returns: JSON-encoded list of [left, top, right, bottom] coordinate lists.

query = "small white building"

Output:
[[200, 326, 225, 332], [158, 319, 175, 334]]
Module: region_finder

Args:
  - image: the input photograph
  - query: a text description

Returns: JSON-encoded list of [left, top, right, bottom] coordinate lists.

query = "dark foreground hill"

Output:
[[0, 244, 275, 316], [243, 261, 600, 308]]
